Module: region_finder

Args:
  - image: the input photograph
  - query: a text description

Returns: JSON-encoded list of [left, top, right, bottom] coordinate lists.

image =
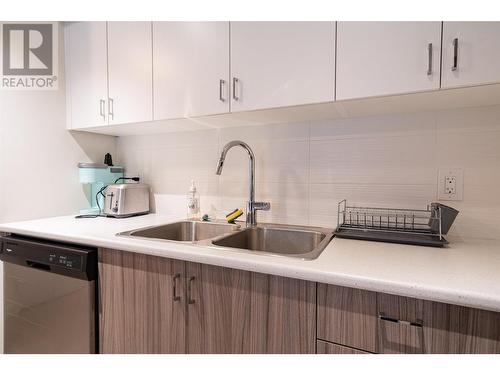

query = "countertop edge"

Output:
[[2, 222, 500, 313]]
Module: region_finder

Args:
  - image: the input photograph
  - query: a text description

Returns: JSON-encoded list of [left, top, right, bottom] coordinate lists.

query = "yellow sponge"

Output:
[[226, 208, 244, 223]]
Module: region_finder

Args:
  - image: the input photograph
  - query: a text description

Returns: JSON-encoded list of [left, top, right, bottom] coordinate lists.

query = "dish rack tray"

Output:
[[335, 200, 449, 247]]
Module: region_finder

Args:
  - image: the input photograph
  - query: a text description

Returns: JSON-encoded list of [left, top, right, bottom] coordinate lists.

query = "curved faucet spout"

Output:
[[216, 140, 254, 177], [215, 140, 269, 227]]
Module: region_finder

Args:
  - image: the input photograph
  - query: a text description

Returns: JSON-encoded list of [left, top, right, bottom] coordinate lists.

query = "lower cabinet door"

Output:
[[421, 300, 500, 354], [98, 248, 186, 353], [317, 340, 369, 354], [185, 262, 316, 354]]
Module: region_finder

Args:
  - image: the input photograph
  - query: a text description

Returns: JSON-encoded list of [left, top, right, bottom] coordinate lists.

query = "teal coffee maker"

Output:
[[78, 163, 124, 215]]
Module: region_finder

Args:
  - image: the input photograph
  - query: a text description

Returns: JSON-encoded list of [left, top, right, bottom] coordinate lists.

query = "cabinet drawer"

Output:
[[317, 284, 378, 353], [318, 284, 500, 354], [377, 293, 425, 354], [378, 293, 500, 354], [317, 340, 369, 354]]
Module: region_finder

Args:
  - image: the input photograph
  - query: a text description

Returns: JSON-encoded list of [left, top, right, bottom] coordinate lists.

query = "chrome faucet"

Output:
[[216, 140, 270, 227]]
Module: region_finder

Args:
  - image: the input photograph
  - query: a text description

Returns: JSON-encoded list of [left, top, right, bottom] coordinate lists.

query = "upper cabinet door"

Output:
[[65, 22, 108, 129], [107, 22, 153, 125], [441, 22, 500, 89], [336, 22, 442, 100], [153, 22, 230, 120], [230, 22, 335, 112]]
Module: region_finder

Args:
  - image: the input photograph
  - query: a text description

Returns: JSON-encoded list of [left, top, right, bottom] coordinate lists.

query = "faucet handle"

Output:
[[254, 202, 271, 211]]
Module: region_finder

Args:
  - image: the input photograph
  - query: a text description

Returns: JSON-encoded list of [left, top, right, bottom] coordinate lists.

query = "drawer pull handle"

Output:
[[378, 313, 423, 328]]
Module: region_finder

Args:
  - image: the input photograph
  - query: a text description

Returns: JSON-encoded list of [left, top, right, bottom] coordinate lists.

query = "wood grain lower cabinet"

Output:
[[317, 284, 378, 353], [317, 283, 500, 354], [99, 249, 316, 354], [423, 301, 500, 353], [185, 262, 316, 353], [100, 248, 500, 355], [98, 248, 186, 353], [317, 340, 369, 354], [378, 293, 500, 354]]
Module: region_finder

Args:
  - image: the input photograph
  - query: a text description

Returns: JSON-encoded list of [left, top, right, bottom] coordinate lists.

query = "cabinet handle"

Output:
[[452, 37, 458, 71], [219, 79, 226, 102], [378, 313, 423, 328], [108, 98, 114, 120], [232, 77, 239, 101], [172, 273, 181, 302], [99, 99, 106, 120], [187, 276, 195, 304], [427, 43, 433, 76]]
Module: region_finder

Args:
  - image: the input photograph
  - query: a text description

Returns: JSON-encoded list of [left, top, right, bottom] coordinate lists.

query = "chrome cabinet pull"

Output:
[[219, 79, 226, 102], [452, 37, 458, 71], [427, 43, 433, 76], [172, 273, 181, 302], [187, 276, 195, 304], [232, 77, 239, 101], [99, 99, 106, 120], [378, 313, 423, 328], [108, 98, 114, 120]]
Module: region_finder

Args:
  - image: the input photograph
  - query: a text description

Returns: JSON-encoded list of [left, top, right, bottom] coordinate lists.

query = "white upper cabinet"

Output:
[[64, 21, 500, 135], [153, 22, 230, 120], [65, 22, 108, 129], [441, 22, 500, 89], [107, 22, 153, 125], [230, 22, 335, 112], [336, 22, 442, 100]]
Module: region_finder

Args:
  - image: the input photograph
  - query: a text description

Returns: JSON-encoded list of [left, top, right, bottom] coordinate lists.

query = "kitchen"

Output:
[[1, 0, 500, 372]]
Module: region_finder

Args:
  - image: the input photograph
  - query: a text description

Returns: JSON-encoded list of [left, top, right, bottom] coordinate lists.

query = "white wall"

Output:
[[117, 105, 500, 242], [0, 24, 117, 353]]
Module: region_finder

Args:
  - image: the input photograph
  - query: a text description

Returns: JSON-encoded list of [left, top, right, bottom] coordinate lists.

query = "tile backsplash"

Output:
[[116, 105, 500, 241]]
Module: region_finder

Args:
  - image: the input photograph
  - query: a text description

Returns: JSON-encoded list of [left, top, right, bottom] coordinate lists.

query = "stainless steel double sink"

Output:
[[118, 220, 334, 260]]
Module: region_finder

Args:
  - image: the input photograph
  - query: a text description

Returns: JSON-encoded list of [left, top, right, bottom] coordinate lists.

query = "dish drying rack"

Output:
[[335, 200, 449, 247]]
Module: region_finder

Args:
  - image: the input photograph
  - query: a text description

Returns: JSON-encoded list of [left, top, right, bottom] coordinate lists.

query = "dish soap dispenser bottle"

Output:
[[187, 180, 200, 220]]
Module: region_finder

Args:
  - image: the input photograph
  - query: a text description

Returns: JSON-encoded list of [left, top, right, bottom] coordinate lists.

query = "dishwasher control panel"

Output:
[[48, 252, 82, 270], [0, 235, 96, 280]]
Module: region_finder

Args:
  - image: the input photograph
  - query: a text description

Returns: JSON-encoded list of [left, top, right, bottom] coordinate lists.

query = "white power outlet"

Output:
[[438, 168, 463, 201], [444, 176, 456, 195]]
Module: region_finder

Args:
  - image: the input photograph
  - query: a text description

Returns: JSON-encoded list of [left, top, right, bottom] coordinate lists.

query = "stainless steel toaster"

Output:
[[103, 183, 150, 218]]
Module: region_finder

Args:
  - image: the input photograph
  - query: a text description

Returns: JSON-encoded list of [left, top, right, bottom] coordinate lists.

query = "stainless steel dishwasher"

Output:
[[0, 235, 97, 354]]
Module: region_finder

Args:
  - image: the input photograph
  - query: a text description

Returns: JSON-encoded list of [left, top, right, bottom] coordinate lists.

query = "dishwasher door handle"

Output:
[[26, 260, 51, 271]]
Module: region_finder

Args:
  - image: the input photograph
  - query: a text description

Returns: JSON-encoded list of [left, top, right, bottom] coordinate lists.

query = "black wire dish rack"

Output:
[[334, 200, 459, 247]]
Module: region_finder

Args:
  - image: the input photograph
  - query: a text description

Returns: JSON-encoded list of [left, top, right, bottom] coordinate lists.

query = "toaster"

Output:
[[103, 183, 150, 218]]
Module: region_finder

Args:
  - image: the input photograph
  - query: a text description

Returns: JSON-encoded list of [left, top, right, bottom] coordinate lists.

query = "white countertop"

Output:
[[1, 214, 500, 312]]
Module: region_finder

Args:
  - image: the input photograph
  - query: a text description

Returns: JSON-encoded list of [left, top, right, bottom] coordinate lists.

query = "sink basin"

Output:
[[118, 220, 333, 260], [211, 225, 334, 260], [119, 221, 240, 242]]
